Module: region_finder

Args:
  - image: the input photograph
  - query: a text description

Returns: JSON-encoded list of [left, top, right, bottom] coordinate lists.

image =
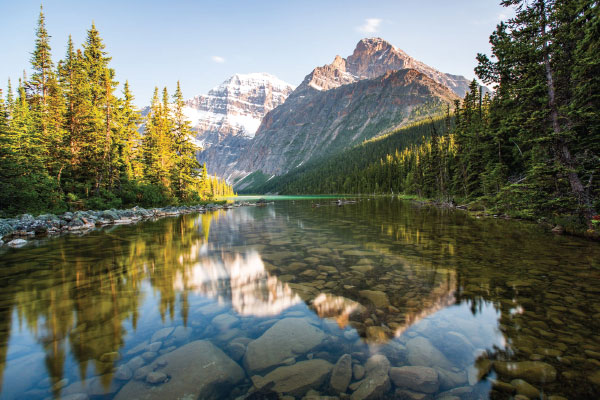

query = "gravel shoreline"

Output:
[[0, 202, 250, 248]]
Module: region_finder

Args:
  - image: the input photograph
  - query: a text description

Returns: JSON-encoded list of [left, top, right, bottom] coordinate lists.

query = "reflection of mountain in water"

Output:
[[1, 199, 599, 400], [391, 270, 456, 338], [312, 294, 365, 329], [174, 251, 301, 317]]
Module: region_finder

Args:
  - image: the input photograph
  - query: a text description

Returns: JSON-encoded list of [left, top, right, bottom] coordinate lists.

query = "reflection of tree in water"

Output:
[[284, 199, 600, 398], [0, 200, 598, 399], [0, 288, 13, 395], [0, 210, 224, 394]]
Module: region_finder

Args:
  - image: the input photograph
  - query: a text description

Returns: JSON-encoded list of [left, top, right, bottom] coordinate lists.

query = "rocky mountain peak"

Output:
[[347, 37, 412, 79], [352, 37, 396, 55], [300, 56, 354, 92], [296, 37, 473, 98], [331, 55, 346, 69]]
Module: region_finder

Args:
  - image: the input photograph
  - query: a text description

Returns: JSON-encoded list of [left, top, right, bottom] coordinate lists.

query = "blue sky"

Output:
[[0, 0, 511, 106]]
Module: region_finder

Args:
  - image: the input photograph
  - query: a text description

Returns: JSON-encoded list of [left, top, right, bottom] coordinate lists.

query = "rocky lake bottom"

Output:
[[0, 197, 599, 400]]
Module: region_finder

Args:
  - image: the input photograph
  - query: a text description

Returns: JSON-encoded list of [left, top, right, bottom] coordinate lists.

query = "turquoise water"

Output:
[[0, 197, 599, 399]]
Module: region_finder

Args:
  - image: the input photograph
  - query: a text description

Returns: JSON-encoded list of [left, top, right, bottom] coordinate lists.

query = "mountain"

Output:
[[231, 38, 463, 184], [296, 37, 473, 98], [183, 73, 295, 178], [239, 118, 447, 194]]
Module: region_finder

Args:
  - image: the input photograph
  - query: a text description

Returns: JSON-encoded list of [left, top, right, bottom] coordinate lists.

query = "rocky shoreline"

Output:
[[0, 202, 251, 248]]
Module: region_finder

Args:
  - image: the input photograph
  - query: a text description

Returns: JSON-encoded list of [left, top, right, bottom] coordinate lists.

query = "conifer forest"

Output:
[[0, 8, 234, 217]]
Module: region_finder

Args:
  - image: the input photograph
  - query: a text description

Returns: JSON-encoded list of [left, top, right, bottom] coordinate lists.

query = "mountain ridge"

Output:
[[183, 73, 295, 177], [296, 37, 473, 98], [232, 67, 459, 182], [230, 38, 467, 183]]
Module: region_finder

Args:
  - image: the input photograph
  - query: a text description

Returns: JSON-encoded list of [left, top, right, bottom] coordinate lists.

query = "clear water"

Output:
[[0, 197, 599, 399]]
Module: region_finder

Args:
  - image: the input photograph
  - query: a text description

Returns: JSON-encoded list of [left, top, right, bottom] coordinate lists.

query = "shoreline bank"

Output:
[[0, 203, 238, 248]]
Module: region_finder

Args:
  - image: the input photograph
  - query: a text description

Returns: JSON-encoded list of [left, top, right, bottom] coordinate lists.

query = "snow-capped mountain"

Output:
[[185, 73, 295, 178]]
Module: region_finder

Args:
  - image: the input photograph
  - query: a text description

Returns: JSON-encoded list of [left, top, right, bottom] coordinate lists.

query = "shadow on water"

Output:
[[0, 197, 599, 399]]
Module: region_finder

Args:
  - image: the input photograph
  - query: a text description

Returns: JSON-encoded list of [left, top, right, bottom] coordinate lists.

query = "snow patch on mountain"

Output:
[[185, 72, 295, 178], [184, 73, 295, 139]]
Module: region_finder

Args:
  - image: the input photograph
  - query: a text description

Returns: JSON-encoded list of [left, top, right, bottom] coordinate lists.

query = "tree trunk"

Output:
[[539, 0, 594, 220]]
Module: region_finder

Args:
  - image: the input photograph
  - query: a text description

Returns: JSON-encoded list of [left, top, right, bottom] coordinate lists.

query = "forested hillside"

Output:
[[0, 8, 233, 217], [243, 115, 452, 194], [253, 0, 600, 230]]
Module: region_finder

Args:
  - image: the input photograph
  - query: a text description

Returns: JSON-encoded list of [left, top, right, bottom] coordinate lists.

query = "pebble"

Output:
[[330, 354, 352, 393], [141, 351, 157, 361], [511, 379, 540, 398], [7, 238, 27, 247], [114, 365, 133, 380], [145, 342, 162, 352], [146, 371, 168, 384], [353, 364, 365, 380], [150, 327, 174, 343]]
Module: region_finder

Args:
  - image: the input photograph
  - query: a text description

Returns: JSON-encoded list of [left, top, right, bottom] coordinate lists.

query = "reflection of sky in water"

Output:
[[2, 198, 600, 399], [401, 301, 505, 353]]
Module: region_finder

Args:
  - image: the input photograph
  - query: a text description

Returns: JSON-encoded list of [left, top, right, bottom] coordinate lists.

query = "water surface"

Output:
[[1, 197, 599, 399]]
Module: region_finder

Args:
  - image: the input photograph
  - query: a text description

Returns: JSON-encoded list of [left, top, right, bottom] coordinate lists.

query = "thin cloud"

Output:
[[356, 18, 382, 34], [211, 55, 225, 63], [472, 13, 511, 26]]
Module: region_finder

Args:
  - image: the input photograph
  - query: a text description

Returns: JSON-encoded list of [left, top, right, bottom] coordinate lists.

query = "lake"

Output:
[[0, 197, 599, 399]]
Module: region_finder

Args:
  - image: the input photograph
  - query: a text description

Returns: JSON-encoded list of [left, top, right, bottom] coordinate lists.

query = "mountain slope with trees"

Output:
[[230, 38, 479, 182], [240, 115, 452, 195]]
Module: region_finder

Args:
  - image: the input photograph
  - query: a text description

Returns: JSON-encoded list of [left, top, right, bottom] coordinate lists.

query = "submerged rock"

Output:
[[589, 370, 600, 385], [330, 354, 352, 393], [436, 367, 467, 390], [394, 389, 431, 400], [389, 366, 439, 393], [353, 364, 365, 380], [114, 365, 133, 380], [125, 356, 145, 371], [493, 361, 557, 383], [126, 340, 149, 356], [150, 327, 173, 343], [146, 371, 168, 384], [252, 359, 333, 397], [406, 337, 454, 371], [145, 342, 162, 352], [7, 238, 27, 247], [437, 331, 474, 366], [244, 318, 326, 372], [212, 313, 239, 331], [226, 342, 247, 361], [350, 354, 391, 400], [170, 325, 191, 343], [63, 375, 123, 397], [115, 340, 244, 400], [511, 379, 540, 398], [358, 290, 389, 308]]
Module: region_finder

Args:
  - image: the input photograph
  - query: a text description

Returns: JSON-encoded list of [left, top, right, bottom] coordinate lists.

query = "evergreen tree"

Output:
[[28, 5, 54, 136], [5, 79, 14, 120], [142, 87, 162, 186], [171, 81, 200, 201], [116, 81, 142, 182], [82, 22, 117, 193]]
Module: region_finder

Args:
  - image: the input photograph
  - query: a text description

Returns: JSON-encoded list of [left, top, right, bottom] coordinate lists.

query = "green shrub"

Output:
[[85, 188, 122, 210]]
